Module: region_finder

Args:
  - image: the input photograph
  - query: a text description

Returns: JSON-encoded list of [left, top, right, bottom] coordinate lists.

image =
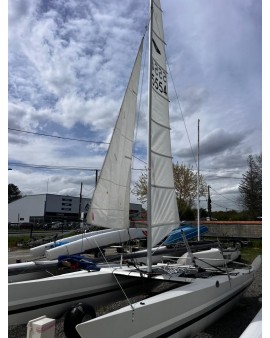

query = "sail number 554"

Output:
[[152, 60, 167, 96]]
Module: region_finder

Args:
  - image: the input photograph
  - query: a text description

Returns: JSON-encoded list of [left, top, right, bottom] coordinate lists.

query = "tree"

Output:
[[238, 154, 262, 219], [8, 184, 22, 203], [132, 171, 148, 204], [173, 162, 207, 218], [131, 162, 208, 219]]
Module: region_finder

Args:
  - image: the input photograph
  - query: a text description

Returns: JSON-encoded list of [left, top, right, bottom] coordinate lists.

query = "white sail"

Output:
[[87, 40, 143, 230], [150, 0, 179, 246]]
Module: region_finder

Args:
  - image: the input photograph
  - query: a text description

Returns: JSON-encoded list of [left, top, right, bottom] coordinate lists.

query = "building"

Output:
[[8, 193, 142, 225]]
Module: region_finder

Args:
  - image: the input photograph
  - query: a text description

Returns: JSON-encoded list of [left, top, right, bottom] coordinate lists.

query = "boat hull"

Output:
[[45, 228, 147, 260], [8, 267, 146, 326], [178, 248, 240, 268], [30, 229, 114, 258], [8, 241, 218, 283], [76, 259, 259, 338], [163, 225, 209, 246]]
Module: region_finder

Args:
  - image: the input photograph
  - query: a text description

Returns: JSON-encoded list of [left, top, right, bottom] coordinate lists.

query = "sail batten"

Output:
[[151, 151, 173, 159]]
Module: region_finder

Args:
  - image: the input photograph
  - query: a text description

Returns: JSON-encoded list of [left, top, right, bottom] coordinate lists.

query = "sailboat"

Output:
[[9, 2, 260, 335], [9, 38, 146, 326], [75, 1, 261, 337], [8, 29, 192, 326]]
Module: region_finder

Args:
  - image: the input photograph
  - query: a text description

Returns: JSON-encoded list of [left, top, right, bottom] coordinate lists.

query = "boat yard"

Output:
[[7, 0, 262, 335], [8, 243, 261, 338], [8, 253, 261, 338]]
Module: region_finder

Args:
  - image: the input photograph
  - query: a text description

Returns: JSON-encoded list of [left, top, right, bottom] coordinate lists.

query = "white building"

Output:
[[8, 194, 142, 225]]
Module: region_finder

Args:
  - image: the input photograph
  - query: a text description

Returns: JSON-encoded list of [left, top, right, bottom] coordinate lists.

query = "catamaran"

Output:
[[75, 1, 261, 337], [8, 2, 261, 336]]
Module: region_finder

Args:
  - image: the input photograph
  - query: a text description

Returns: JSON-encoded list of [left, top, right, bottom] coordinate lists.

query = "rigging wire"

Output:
[[133, 33, 148, 169], [166, 58, 242, 210], [166, 62, 198, 169]]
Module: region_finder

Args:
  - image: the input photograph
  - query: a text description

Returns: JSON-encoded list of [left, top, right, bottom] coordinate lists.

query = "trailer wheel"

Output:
[[64, 302, 96, 338]]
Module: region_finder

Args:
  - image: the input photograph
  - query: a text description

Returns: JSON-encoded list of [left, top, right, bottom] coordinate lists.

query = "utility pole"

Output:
[[78, 182, 83, 221], [207, 185, 212, 220]]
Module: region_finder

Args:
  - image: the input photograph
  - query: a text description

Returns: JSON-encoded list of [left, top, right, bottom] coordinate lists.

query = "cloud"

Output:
[[8, 0, 261, 211]]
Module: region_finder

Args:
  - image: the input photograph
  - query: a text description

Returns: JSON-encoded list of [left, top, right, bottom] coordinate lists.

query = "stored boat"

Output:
[[9, 3, 260, 337], [177, 247, 240, 268], [75, 1, 261, 337]]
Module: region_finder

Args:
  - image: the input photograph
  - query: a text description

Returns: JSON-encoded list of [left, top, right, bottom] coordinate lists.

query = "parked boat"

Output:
[[29, 228, 116, 258], [8, 265, 144, 326], [8, 3, 261, 337], [8, 33, 145, 326], [44, 228, 147, 260], [75, 1, 261, 337], [163, 224, 209, 246], [177, 247, 240, 268], [8, 30, 190, 325]]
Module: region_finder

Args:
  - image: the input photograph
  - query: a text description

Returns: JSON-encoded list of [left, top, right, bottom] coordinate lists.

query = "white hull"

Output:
[[30, 229, 116, 258], [8, 266, 143, 326], [45, 228, 147, 260], [76, 256, 261, 338], [8, 260, 59, 283], [9, 241, 218, 283], [177, 248, 240, 268]]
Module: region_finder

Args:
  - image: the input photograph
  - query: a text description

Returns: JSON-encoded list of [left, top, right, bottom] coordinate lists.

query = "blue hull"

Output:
[[164, 225, 208, 246]]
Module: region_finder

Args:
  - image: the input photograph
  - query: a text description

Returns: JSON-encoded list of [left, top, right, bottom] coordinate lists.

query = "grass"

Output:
[[239, 240, 262, 264], [8, 231, 79, 249], [8, 233, 262, 264], [8, 236, 33, 249]]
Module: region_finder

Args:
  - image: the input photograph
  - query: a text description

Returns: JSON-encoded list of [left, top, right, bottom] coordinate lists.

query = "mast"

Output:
[[197, 119, 200, 241], [147, 0, 153, 272]]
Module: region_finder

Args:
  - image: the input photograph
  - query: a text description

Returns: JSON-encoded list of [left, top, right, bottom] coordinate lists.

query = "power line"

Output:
[[9, 127, 148, 164], [8, 162, 100, 171], [210, 186, 239, 204], [8, 162, 146, 172], [211, 200, 241, 211], [205, 176, 242, 180], [8, 128, 109, 145]]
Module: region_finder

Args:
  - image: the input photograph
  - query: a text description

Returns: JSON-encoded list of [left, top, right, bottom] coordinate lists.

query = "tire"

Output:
[[64, 302, 96, 338]]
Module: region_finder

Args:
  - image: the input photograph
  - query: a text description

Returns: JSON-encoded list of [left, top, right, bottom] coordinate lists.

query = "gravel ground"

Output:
[[8, 250, 262, 337]]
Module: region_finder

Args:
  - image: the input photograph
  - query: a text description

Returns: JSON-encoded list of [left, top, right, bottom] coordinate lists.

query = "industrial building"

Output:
[[8, 193, 142, 226]]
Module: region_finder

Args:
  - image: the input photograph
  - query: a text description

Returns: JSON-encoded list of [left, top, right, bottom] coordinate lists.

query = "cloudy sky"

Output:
[[7, 0, 262, 212]]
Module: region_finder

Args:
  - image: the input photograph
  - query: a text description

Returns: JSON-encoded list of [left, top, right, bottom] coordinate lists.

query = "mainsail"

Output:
[[150, 0, 180, 247], [87, 40, 143, 230]]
